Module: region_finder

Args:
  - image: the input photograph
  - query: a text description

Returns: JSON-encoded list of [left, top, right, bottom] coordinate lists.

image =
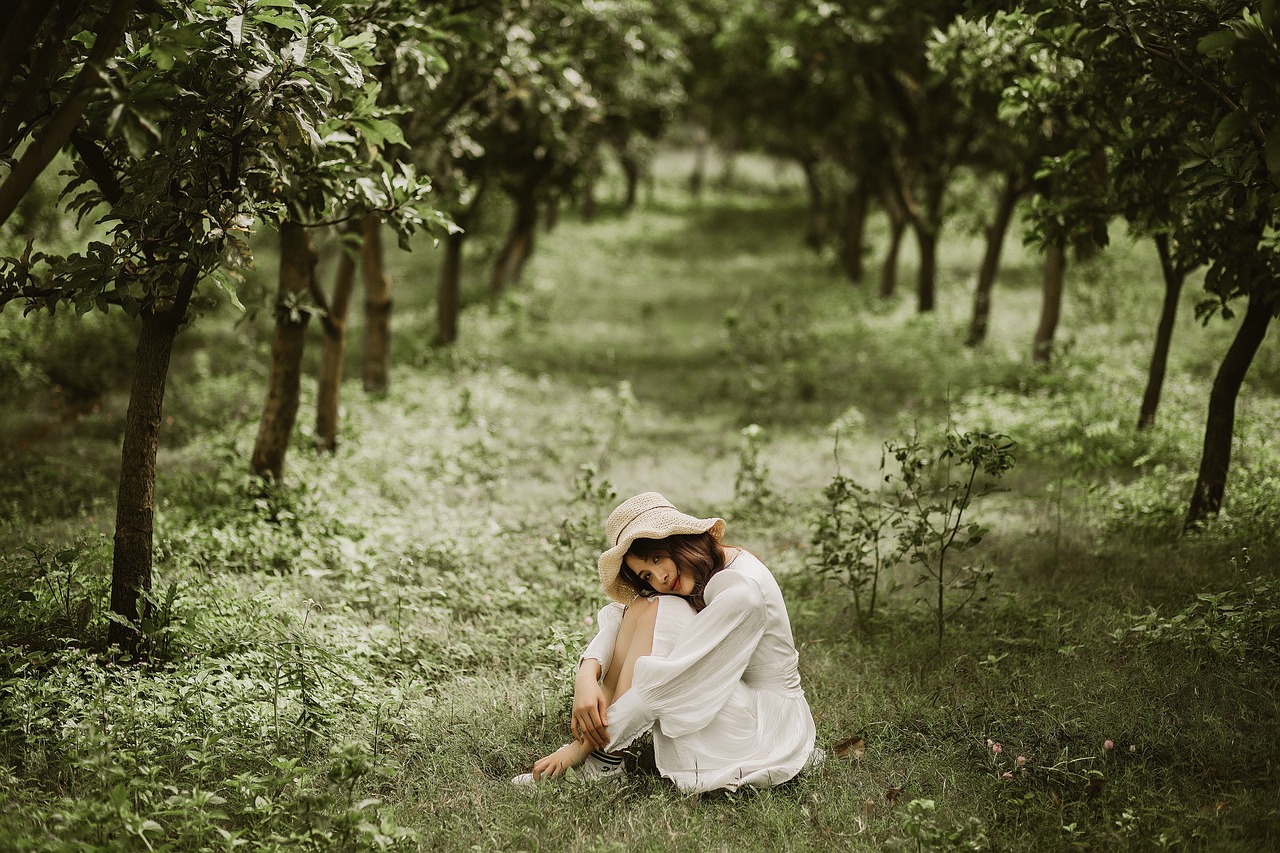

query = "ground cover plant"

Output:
[[1, 147, 1278, 852]]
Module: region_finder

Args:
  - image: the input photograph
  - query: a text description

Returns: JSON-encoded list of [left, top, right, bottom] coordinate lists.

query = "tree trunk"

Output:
[[841, 176, 870, 283], [436, 229, 465, 345], [361, 214, 392, 395], [580, 174, 597, 222], [800, 156, 827, 250], [1186, 293, 1274, 527], [1138, 234, 1186, 431], [880, 199, 906, 299], [619, 150, 640, 212], [490, 192, 538, 297], [914, 223, 937, 313], [315, 239, 357, 452], [689, 127, 708, 200], [1031, 241, 1067, 364], [543, 191, 560, 233], [109, 265, 196, 653], [966, 173, 1021, 346], [251, 221, 316, 479]]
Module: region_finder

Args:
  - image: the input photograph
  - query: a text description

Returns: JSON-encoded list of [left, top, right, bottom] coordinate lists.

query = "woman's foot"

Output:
[[511, 742, 626, 785], [512, 741, 586, 786]]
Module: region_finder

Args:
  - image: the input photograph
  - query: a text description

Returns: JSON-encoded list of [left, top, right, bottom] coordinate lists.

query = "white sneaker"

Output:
[[578, 750, 627, 782]]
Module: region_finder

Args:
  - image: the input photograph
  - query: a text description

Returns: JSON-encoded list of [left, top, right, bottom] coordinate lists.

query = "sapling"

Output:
[[734, 423, 773, 514], [892, 427, 1016, 648]]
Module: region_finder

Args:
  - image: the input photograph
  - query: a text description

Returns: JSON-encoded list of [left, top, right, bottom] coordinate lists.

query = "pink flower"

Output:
[[991, 742, 1002, 755], [1016, 755, 1026, 766], [1002, 771, 1013, 780], [1104, 739, 1114, 751], [584, 616, 594, 626]]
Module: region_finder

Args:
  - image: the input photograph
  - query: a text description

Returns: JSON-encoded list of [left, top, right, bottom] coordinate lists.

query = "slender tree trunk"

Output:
[[1031, 241, 1067, 364], [1138, 234, 1186, 431], [580, 175, 597, 222], [544, 190, 560, 233], [914, 224, 938, 313], [490, 191, 538, 297], [436, 230, 465, 345], [619, 151, 640, 212], [967, 174, 1021, 346], [1186, 293, 1274, 527], [841, 176, 870, 283], [689, 126, 708, 200], [880, 197, 906, 299], [800, 156, 827, 250], [361, 214, 392, 395], [251, 221, 316, 479], [315, 239, 357, 452], [109, 265, 196, 653]]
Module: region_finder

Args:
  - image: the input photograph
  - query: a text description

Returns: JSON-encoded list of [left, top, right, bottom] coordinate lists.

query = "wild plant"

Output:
[[547, 462, 617, 578], [891, 798, 990, 852], [809, 436, 908, 628], [734, 423, 773, 514], [892, 427, 1016, 649], [721, 296, 818, 405], [810, 424, 1015, 646]]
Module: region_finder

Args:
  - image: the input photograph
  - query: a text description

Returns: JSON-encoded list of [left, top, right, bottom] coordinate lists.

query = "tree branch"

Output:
[[0, 0, 136, 228]]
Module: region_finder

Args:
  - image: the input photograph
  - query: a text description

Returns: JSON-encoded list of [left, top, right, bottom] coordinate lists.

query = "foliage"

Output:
[[2, 129, 1280, 852], [811, 423, 1015, 645]]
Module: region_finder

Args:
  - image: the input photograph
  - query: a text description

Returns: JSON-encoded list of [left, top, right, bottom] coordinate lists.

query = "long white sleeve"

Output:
[[605, 570, 768, 750], [580, 602, 625, 674]]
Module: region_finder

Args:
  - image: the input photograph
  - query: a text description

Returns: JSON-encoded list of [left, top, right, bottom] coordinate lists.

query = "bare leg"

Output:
[[601, 595, 659, 705], [519, 597, 663, 782]]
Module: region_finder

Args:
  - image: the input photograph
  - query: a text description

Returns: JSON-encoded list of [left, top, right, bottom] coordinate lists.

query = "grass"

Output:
[[0, 149, 1278, 851]]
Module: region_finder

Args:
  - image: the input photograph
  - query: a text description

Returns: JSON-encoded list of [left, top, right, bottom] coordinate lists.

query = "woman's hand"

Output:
[[571, 660, 610, 751], [531, 740, 587, 780]]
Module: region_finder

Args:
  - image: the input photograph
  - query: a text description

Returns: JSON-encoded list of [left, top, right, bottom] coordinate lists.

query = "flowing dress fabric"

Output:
[[580, 552, 818, 793]]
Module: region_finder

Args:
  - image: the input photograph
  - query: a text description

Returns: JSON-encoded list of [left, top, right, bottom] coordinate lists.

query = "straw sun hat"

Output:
[[597, 492, 726, 603]]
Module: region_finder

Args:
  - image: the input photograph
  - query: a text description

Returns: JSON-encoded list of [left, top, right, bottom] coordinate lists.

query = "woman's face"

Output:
[[625, 553, 695, 596]]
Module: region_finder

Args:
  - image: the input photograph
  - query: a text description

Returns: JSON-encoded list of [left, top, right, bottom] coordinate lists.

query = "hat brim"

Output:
[[598, 512, 725, 604]]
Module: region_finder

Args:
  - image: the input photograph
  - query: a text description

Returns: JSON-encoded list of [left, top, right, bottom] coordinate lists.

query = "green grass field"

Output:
[[1, 152, 1278, 851]]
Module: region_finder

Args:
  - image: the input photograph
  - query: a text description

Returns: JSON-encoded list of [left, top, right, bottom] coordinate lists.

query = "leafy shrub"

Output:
[[810, 423, 1016, 643]]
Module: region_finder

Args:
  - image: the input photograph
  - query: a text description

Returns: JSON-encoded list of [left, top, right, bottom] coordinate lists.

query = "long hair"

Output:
[[617, 532, 728, 612]]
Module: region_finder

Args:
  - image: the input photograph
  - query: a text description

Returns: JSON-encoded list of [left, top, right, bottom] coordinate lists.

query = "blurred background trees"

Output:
[[1, 0, 1277, 646]]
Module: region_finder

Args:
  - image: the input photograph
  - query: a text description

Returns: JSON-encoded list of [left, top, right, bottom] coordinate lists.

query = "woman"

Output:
[[514, 491, 822, 793]]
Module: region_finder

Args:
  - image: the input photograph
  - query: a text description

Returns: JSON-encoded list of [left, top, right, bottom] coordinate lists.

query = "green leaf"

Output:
[[227, 14, 245, 47], [1266, 120, 1280, 183], [1197, 30, 1236, 56], [121, 118, 150, 158], [1213, 110, 1248, 149]]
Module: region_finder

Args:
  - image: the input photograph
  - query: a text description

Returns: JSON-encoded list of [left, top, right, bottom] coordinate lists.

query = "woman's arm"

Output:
[[573, 603, 624, 750]]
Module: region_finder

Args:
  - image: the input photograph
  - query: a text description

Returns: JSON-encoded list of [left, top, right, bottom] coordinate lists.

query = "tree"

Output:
[[1, 0, 435, 651]]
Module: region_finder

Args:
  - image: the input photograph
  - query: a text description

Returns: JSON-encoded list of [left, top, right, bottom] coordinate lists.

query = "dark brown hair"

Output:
[[617, 532, 730, 612]]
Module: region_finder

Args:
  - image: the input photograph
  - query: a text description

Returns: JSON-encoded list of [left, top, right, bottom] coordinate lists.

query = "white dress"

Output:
[[581, 551, 820, 793]]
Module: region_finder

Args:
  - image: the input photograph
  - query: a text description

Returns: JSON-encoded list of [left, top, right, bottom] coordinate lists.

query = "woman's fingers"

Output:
[[531, 754, 562, 781], [575, 710, 608, 750]]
